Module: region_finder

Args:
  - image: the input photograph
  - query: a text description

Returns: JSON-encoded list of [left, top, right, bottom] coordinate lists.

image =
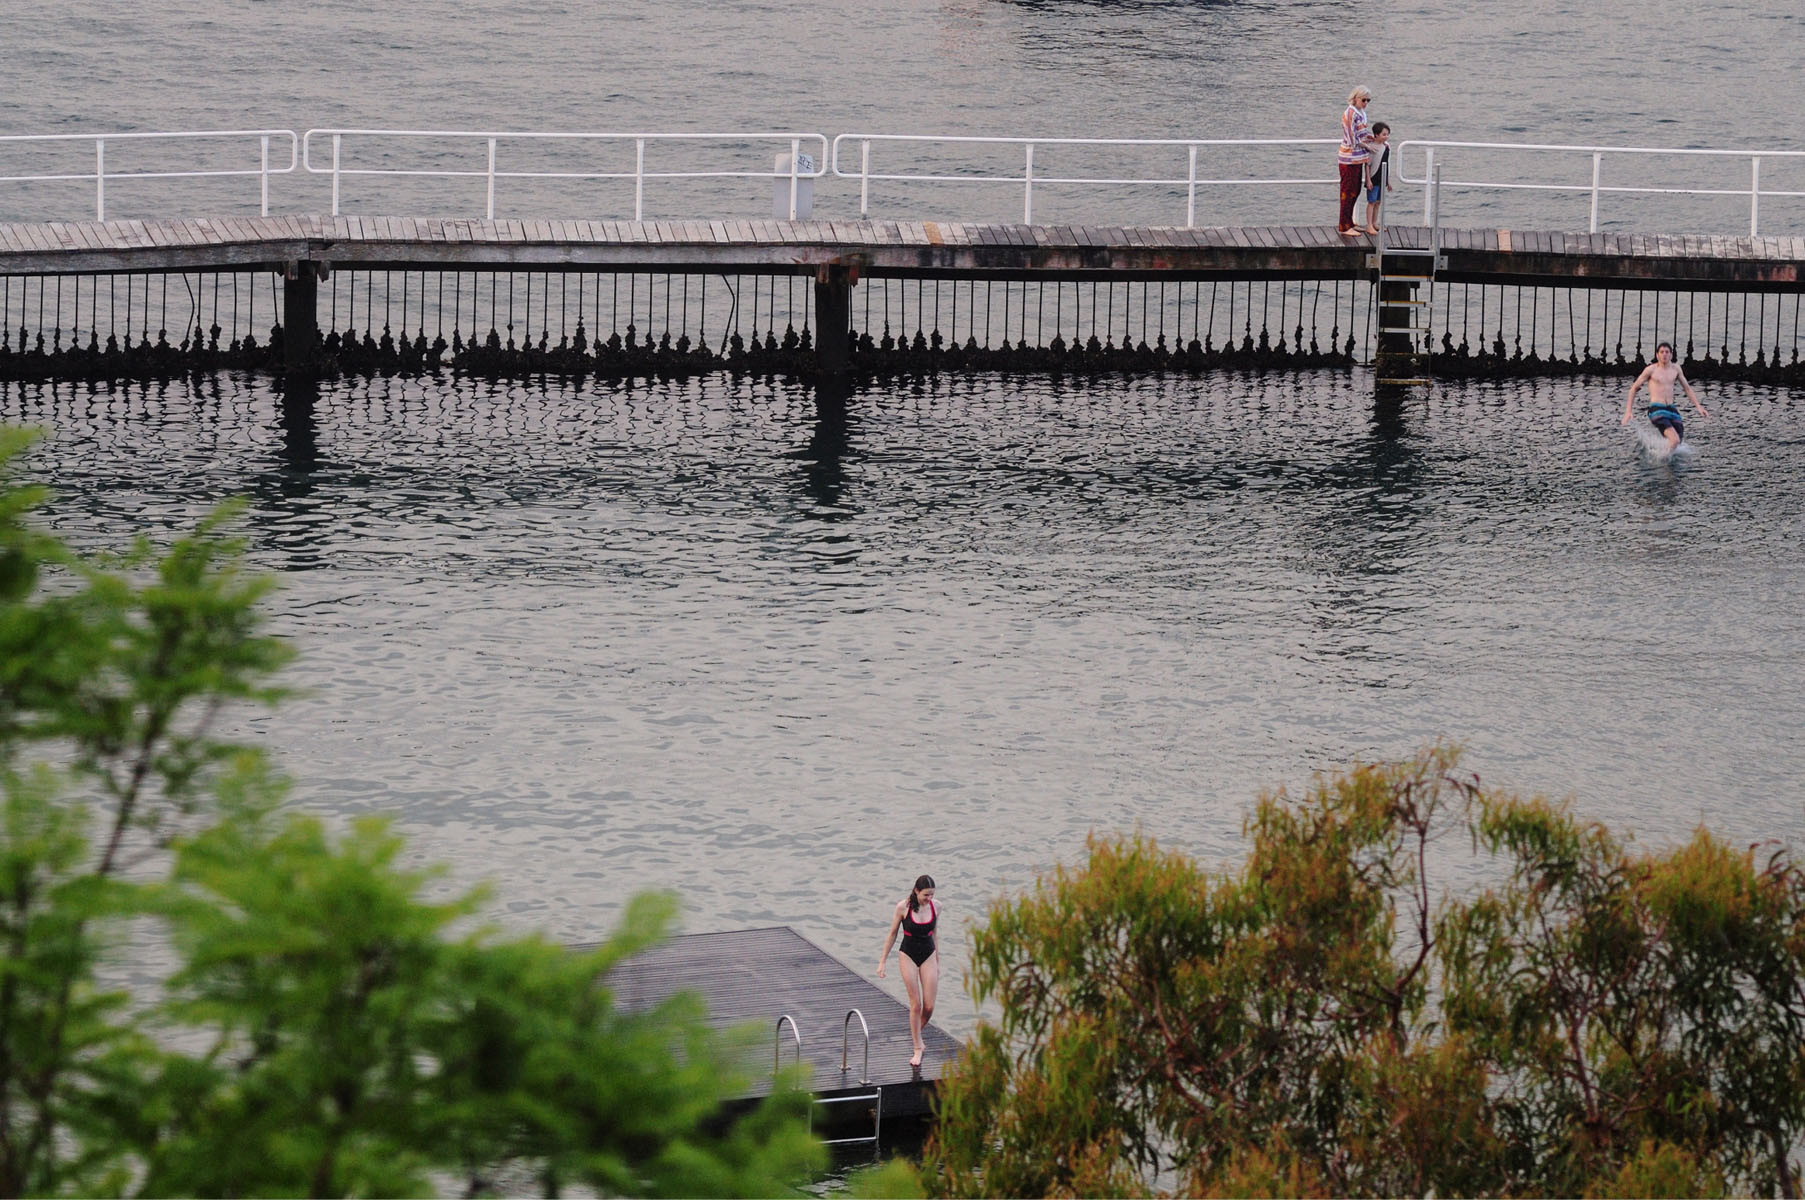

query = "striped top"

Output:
[[1339, 104, 1372, 164]]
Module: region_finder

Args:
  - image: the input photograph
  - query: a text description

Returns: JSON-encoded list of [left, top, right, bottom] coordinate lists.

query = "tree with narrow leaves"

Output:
[[922, 747, 1805, 1198]]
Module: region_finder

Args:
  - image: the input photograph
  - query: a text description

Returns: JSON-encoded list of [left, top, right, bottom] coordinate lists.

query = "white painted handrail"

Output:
[[832, 133, 1339, 225], [0, 130, 298, 220], [302, 129, 829, 220], [4, 127, 1799, 234], [1398, 140, 1805, 235]]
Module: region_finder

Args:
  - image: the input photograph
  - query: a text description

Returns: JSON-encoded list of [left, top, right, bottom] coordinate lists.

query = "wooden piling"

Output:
[[814, 265, 853, 378], [282, 260, 318, 380]]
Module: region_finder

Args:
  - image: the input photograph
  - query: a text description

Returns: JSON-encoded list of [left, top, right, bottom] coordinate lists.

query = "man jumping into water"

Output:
[[1622, 342, 1708, 451]]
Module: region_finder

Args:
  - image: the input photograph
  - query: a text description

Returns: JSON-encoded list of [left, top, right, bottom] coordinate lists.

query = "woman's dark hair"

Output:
[[908, 874, 936, 912], [1371, 120, 1391, 136]]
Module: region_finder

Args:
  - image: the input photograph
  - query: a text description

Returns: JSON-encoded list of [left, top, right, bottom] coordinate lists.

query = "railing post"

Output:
[[1589, 151, 1602, 233], [1433, 161, 1444, 250], [1186, 144, 1197, 229], [860, 139, 871, 218], [1023, 142, 1034, 224], [1751, 156, 1761, 236], [95, 138, 105, 221], [1421, 146, 1434, 224], [788, 136, 800, 221], [486, 137, 497, 220], [260, 135, 270, 217], [634, 138, 645, 221], [331, 134, 341, 217]]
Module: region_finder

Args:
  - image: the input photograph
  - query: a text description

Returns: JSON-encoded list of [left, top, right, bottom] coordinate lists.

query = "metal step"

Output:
[[1380, 273, 1434, 282], [1367, 252, 1446, 270], [816, 1090, 883, 1147], [1376, 377, 1433, 386]]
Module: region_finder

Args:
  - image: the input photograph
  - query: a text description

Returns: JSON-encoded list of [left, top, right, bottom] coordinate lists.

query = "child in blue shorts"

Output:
[[1364, 122, 1393, 235]]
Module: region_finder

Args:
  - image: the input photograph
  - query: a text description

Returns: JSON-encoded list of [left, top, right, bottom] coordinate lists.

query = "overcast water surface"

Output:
[[3, 0, 1803, 1035]]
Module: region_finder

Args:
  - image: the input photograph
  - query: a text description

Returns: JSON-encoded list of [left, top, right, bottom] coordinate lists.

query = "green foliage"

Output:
[[846, 1156, 930, 1199], [3, 428, 295, 1197], [925, 747, 1805, 1198], [132, 779, 821, 1198], [0, 432, 822, 1197], [0, 768, 159, 1197]]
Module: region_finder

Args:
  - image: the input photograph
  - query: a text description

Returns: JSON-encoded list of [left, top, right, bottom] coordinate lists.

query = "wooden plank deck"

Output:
[[600, 926, 960, 1115], [0, 214, 1800, 286]]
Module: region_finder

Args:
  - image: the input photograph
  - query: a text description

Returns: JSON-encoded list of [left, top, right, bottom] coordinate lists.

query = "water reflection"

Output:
[[801, 383, 859, 516], [1316, 386, 1428, 581], [1281, 386, 1432, 684], [2, 370, 1798, 940], [276, 379, 321, 484]]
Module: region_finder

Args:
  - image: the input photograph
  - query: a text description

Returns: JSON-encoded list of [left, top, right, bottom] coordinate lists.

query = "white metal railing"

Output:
[[0, 129, 298, 220], [302, 129, 828, 220], [3, 127, 1800, 236], [1399, 140, 1805, 235], [831, 134, 1339, 225]]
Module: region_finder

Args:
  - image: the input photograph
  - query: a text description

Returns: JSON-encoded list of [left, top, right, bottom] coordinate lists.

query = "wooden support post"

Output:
[[814, 264, 853, 379], [282, 260, 319, 381]]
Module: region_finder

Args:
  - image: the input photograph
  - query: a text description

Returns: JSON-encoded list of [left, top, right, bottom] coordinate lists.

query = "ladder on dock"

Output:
[[1369, 162, 1445, 389], [775, 1009, 885, 1150], [1371, 238, 1441, 387]]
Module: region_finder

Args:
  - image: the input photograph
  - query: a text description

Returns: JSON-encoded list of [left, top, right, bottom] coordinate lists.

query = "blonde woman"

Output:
[[1338, 86, 1376, 235]]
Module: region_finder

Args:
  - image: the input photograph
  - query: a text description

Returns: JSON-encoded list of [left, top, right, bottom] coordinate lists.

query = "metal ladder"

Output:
[[1369, 162, 1445, 387], [773, 1010, 884, 1150]]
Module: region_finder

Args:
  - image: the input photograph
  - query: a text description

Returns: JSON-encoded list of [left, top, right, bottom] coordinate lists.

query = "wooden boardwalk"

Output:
[[1, 215, 1801, 286], [601, 926, 960, 1118]]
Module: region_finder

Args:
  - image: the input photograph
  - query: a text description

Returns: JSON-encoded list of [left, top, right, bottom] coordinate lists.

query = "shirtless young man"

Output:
[[1622, 342, 1709, 452]]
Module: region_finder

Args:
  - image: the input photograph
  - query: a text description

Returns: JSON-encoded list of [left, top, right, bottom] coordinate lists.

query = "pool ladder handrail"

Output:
[[841, 1007, 872, 1085], [771, 1009, 883, 1149], [818, 1008, 882, 1148], [774, 1013, 802, 1074]]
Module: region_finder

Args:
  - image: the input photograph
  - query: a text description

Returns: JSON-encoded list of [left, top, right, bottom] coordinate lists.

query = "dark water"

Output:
[[7, 368, 1803, 1033], [6, 0, 1805, 1036]]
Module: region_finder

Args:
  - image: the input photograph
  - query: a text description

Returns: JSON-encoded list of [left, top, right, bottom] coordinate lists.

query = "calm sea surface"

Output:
[[5, 0, 1805, 1035]]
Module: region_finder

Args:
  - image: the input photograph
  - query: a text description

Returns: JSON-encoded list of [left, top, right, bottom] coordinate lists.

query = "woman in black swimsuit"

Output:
[[875, 874, 938, 1067]]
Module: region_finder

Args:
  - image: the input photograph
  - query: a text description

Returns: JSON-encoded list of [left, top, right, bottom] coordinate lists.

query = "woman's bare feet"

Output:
[[910, 1046, 924, 1067], [1366, 225, 1382, 234]]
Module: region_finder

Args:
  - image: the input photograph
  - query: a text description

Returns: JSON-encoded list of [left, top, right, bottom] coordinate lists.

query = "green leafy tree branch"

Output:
[[0, 430, 821, 1197]]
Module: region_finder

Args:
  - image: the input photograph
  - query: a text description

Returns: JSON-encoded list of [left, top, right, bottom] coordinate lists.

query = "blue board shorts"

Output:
[[1367, 184, 1381, 204], [1649, 406, 1683, 439]]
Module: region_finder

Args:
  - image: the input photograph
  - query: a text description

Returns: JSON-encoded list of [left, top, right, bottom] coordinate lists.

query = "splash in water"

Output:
[[1630, 423, 1696, 462]]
